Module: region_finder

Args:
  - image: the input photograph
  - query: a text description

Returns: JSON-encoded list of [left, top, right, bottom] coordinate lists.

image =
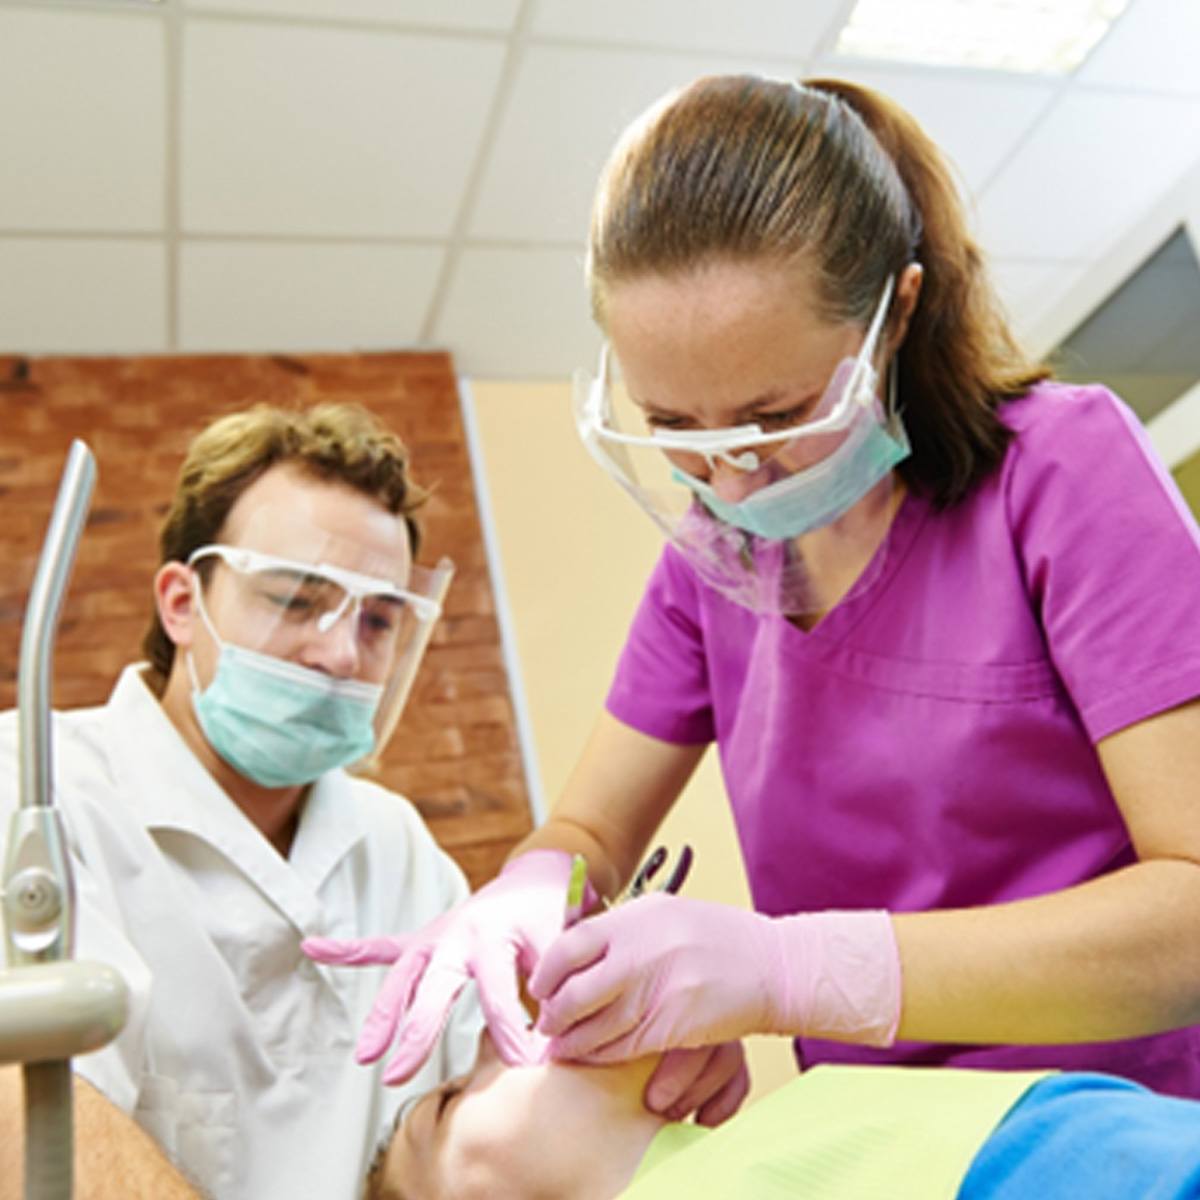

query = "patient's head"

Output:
[[383, 1032, 666, 1200]]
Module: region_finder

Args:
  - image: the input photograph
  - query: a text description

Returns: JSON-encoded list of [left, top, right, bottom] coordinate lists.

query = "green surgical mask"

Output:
[[672, 413, 910, 541], [188, 625, 381, 789]]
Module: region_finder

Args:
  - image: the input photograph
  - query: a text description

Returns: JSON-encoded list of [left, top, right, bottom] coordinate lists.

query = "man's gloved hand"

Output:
[[303, 849, 589, 1085], [529, 894, 900, 1063]]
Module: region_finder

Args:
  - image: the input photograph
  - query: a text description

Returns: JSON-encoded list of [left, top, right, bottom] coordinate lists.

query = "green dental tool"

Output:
[[564, 853, 589, 928]]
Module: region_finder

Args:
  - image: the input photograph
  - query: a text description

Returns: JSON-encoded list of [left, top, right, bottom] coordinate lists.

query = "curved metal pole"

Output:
[[18, 440, 96, 817], [6, 440, 96, 1200]]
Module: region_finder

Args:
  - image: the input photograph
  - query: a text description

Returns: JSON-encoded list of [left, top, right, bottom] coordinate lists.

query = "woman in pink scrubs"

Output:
[[309, 73, 1200, 1118]]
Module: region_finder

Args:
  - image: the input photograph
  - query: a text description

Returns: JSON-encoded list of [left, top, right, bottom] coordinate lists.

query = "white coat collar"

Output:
[[99, 665, 366, 929]]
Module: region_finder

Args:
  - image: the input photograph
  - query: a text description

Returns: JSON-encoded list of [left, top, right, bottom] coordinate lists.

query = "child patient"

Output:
[[372, 1030, 1200, 1200]]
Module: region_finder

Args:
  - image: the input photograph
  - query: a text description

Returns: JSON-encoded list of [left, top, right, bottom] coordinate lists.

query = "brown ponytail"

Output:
[[807, 78, 1050, 504], [588, 74, 1052, 507]]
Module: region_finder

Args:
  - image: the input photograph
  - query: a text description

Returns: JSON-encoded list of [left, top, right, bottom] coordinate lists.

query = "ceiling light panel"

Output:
[[834, 0, 1130, 75]]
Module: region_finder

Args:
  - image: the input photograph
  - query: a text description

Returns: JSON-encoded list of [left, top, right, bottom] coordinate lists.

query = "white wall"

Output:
[[466, 378, 796, 1101]]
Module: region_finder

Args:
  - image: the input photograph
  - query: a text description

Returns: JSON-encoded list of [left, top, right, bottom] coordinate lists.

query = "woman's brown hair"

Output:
[[587, 74, 1051, 506], [141, 402, 427, 689]]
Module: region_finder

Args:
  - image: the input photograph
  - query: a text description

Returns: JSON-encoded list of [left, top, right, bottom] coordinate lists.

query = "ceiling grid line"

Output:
[[174, 6, 509, 44], [969, 74, 1074, 207], [164, 0, 184, 350], [416, 0, 538, 346], [810, 0, 867, 63]]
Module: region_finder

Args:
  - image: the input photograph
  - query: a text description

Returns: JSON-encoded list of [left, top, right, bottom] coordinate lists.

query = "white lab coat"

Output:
[[0, 665, 483, 1199]]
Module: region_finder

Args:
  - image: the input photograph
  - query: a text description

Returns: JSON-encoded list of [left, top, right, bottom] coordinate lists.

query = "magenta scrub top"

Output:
[[606, 382, 1200, 1097]]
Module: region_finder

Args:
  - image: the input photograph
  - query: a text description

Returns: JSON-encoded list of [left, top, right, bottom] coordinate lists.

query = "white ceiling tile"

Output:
[[0, 10, 165, 232], [435, 247, 599, 378], [989, 258, 1068, 319], [1076, 0, 1200, 97], [975, 91, 1200, 261], [470, 45, 804, 243], [530, 0, 842, 59], [0, 239, 166, 354], [805, 65, 1055, 195], [183, 0, 520, 30], [181, 21, 505, 236], [178, 241, 444, 351], [0, 2, 1194, 381], [988, 258, 1087, 351]]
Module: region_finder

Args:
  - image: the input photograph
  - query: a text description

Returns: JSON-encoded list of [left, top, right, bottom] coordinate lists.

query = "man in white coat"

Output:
[[0, 403, 482, 1199]]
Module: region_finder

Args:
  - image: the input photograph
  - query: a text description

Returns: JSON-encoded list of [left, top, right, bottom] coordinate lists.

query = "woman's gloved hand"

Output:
[[303, 849, 589, 1085], [529, 894, 901, 1063]]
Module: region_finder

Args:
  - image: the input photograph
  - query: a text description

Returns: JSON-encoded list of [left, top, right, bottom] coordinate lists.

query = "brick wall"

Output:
[[0, 352, 533, 889]]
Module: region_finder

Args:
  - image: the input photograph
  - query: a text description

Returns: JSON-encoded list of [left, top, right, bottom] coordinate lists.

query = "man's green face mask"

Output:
[[185, 540, 451, 785]]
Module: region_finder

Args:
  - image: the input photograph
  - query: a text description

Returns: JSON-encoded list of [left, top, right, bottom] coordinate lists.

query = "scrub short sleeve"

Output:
[[606, 547, 716, 745], [1006, 386, 1200, 741]]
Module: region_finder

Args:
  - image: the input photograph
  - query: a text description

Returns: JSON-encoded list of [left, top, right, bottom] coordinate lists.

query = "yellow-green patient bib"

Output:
[[620, 1065, 1050, 1200]]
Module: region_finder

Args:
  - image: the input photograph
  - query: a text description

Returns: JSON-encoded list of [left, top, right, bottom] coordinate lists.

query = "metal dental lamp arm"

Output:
[[2, 440, 130, 1200]]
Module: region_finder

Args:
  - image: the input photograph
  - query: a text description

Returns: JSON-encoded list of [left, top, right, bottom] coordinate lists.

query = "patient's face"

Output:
[[389, 1033, 660, 1200], [391, 1033, 566, 1199]]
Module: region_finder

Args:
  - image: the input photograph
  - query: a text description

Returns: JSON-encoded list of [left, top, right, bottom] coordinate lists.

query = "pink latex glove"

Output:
[[303, 849, 589, 1085], [529, 894, 900, 1063]]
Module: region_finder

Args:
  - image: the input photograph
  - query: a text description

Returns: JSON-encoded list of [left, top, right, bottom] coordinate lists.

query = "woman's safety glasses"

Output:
[[571, 277, 905, 617], [576, 276, 895, 486], [187, 542, 454, 767]]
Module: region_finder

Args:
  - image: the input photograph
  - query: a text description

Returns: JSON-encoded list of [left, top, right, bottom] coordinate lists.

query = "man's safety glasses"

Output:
[[187, 544, 440, 643]]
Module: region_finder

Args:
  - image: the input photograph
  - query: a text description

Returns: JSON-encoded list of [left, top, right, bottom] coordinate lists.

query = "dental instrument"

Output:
[[563, 854, 590, 929], [626, 844, 694, 901]]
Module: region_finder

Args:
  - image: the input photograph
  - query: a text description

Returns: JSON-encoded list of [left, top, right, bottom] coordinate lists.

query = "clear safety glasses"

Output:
[[187, 541, 454, 766], [572, 277, 904, 616], [576, 276, 895, 485]]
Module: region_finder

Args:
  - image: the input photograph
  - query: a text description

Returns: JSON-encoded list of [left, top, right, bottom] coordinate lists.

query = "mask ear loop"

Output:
[[882, 352, 902, 429], [184, 565, 224, 699]]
